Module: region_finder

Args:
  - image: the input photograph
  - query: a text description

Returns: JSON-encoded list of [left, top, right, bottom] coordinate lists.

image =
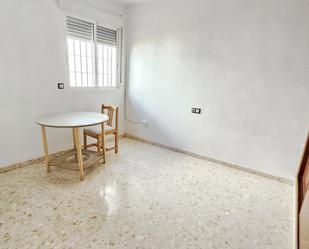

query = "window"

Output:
[[96, 26, 117, 87], [66, 16, 120, 88]]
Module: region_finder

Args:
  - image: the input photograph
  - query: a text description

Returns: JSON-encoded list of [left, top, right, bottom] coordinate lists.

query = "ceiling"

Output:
[[109, 0, 154, 5]]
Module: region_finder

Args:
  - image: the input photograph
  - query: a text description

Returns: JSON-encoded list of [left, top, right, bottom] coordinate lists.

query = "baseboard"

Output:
[[124, 133, 294, 185], [0, 134, 126, 174], [1, 133, 294, 185], [0, 149, 72, 174]]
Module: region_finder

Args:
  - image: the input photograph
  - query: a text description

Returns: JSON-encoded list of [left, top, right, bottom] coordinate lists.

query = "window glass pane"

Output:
[[81, 56, 87, 73], [97, 45, 102, 58], [96, 42, 117, 87], [98, 58, 102, 75], [108, 73, 111, 86], [109, 48, 112, 76], [98, 74, 103, 86], [75, 55, 81, 73], [87, 43, 92, 56], [87, 57, 93, 72], [104, 74, 108, 86], [111, 72, 115, 86], [103, 46, 108, 58], [76, 73, 82, 87], [70, 72, 76, 87], [82, 73, 88, 86], [74, 40, 80, 55], [68, 55, 75, 72], [104, 59, 108, 77], [80, 41, 87, 56], [111, 47, 117, 86], [88, 73, 93, 86]]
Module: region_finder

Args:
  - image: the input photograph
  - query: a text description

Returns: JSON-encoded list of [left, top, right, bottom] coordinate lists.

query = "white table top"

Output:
[[36, 112, 109, 128]]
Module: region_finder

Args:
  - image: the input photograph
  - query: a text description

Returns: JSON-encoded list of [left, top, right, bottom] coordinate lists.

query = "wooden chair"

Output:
[[83, 105, 119, 153]]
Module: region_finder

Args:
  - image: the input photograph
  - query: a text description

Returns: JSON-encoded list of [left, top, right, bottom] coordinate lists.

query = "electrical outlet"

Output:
[[58, 83, 64, 89], [191, 108, 202, 114]]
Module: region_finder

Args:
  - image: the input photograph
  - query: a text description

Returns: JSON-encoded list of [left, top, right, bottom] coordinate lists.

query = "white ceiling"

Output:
[[109, 0, 154, 5]]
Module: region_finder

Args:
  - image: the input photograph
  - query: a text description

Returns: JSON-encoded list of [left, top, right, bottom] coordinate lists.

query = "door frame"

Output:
[[296, 131, 309, 249]]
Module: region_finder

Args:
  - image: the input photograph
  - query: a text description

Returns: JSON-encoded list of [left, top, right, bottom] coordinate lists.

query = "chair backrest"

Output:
[[101, 104, 119, 129]]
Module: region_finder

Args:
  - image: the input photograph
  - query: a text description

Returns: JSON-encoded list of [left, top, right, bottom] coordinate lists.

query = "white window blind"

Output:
[[66, 16, 121, 88], [67, 16, 93, 40], [96, 26, 117, 46]]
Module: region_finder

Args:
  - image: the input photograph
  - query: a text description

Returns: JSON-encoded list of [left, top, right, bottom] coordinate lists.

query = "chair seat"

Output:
[[84, 125, 116, 137]]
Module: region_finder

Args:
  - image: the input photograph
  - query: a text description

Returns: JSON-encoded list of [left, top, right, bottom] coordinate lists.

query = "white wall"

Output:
[[125, 0, 309, 180], [0, 0, 125, 167]]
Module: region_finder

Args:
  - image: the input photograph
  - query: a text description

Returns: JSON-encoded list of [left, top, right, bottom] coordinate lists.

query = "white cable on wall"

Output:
[[119, 27, 147, 126]]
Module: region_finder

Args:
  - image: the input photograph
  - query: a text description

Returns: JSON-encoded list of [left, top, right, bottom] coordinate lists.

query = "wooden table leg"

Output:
[[72, 129, 78, 162], [41, 126, 50, 173], [101, 122, 106, 164], [73, 128, 84, 180]]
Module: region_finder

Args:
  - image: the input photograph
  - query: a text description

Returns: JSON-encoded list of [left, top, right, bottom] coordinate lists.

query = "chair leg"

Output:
[[83, 132, 88, 150], [115, 132, 119, 153], [97, 136, 101, 152]]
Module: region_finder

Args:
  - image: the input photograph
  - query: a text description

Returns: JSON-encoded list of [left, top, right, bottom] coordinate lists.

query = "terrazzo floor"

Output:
[[0, 138, 294, 249]]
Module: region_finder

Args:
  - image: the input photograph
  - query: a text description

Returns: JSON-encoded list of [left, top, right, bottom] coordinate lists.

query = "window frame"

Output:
[[64, 12, 122, 90]]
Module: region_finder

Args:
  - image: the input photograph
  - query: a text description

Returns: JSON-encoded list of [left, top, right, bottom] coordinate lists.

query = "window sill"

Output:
[[68, 86, 122, 91]]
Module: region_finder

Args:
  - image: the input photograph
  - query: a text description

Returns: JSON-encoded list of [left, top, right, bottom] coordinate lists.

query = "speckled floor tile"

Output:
[[0, 138, 294, 249]]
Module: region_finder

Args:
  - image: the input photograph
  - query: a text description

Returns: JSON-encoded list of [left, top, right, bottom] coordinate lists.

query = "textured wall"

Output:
[[125, 0, 309, 180]]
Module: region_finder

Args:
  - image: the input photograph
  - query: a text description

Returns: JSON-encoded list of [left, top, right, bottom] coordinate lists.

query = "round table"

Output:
[[36, 112, 108, 180]]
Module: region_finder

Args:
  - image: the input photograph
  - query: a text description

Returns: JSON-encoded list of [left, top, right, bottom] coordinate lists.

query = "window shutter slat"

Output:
[[96, 25, 117, 46], [66, 16, 93, 41]]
